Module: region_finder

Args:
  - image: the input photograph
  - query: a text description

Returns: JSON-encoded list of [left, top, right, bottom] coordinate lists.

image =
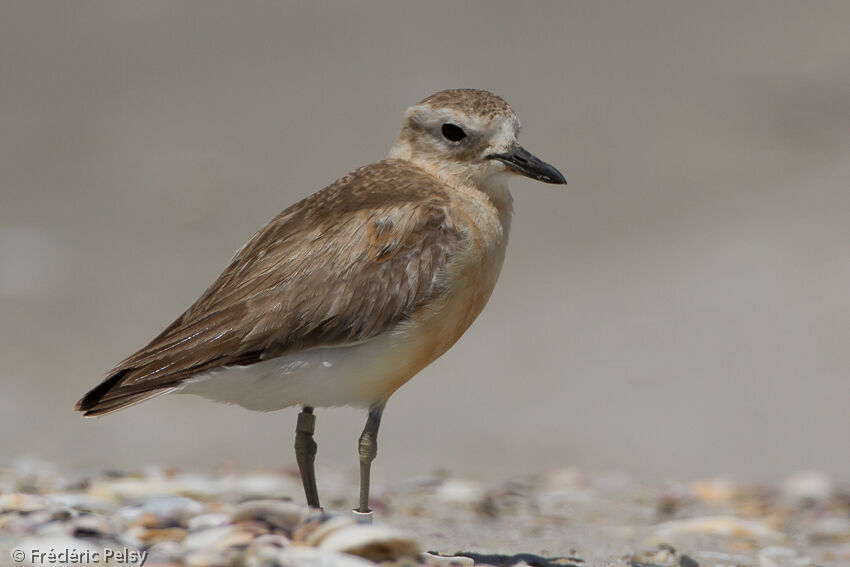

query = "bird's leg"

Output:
[[294, 406, 321, 509], [355, 404, 384, 517]]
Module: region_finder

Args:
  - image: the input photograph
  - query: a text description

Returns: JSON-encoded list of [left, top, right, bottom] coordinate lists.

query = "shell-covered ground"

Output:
[[1, 461, 848, 566]]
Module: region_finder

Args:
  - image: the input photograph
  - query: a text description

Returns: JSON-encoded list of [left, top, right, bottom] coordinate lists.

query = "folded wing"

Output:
[[76, 161, 462, 416]]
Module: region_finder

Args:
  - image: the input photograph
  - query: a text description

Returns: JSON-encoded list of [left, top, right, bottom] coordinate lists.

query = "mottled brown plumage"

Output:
[[420, 89, 514, 119], [76, 160, 463, 415]]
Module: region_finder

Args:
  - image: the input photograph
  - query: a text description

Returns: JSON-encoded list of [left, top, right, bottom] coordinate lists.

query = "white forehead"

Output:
[[489, 114, 521, 150]]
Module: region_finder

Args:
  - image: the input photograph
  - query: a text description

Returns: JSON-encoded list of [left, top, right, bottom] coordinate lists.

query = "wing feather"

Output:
[[76, 160, 463, 415]]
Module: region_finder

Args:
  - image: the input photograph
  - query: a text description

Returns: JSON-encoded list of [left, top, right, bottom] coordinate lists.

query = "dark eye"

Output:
[[441, 123, 467, 142]]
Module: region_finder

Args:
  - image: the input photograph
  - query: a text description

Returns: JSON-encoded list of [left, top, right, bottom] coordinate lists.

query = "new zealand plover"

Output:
[[76, 89, 566, 519]]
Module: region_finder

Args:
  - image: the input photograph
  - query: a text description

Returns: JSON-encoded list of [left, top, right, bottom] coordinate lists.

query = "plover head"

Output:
[[389, 88, 566, 188]]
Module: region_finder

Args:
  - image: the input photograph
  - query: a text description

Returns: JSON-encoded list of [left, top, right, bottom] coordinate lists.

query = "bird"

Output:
[[76, 88, 566, 519]]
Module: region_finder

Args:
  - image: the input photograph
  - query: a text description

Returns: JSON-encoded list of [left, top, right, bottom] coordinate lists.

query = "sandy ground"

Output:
[[1, 462, 848, 566]]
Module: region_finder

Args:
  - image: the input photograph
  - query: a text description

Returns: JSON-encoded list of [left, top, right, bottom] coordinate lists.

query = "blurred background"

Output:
[[1, 2, 848, 485]]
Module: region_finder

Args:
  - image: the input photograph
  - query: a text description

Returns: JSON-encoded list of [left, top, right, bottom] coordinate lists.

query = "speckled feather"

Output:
[[76, 160, 465, 414], [420, 89, 513, 119]]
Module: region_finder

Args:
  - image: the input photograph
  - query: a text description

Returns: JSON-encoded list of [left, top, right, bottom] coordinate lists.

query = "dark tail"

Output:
[[75, 369, 169, 417]]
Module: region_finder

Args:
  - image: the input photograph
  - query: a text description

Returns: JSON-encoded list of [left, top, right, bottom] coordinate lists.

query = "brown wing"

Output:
[[76, 160, 463, 416]]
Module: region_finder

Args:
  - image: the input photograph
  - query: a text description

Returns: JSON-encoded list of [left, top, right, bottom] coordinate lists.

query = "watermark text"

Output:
[[12, 547, 147, 565]]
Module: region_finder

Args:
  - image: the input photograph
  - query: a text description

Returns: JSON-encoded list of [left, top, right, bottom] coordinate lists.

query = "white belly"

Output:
[[175, 327, 426, 411]]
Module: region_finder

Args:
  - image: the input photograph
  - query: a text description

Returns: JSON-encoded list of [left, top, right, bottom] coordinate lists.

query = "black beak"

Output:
[[487, 145, 566, 185]]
